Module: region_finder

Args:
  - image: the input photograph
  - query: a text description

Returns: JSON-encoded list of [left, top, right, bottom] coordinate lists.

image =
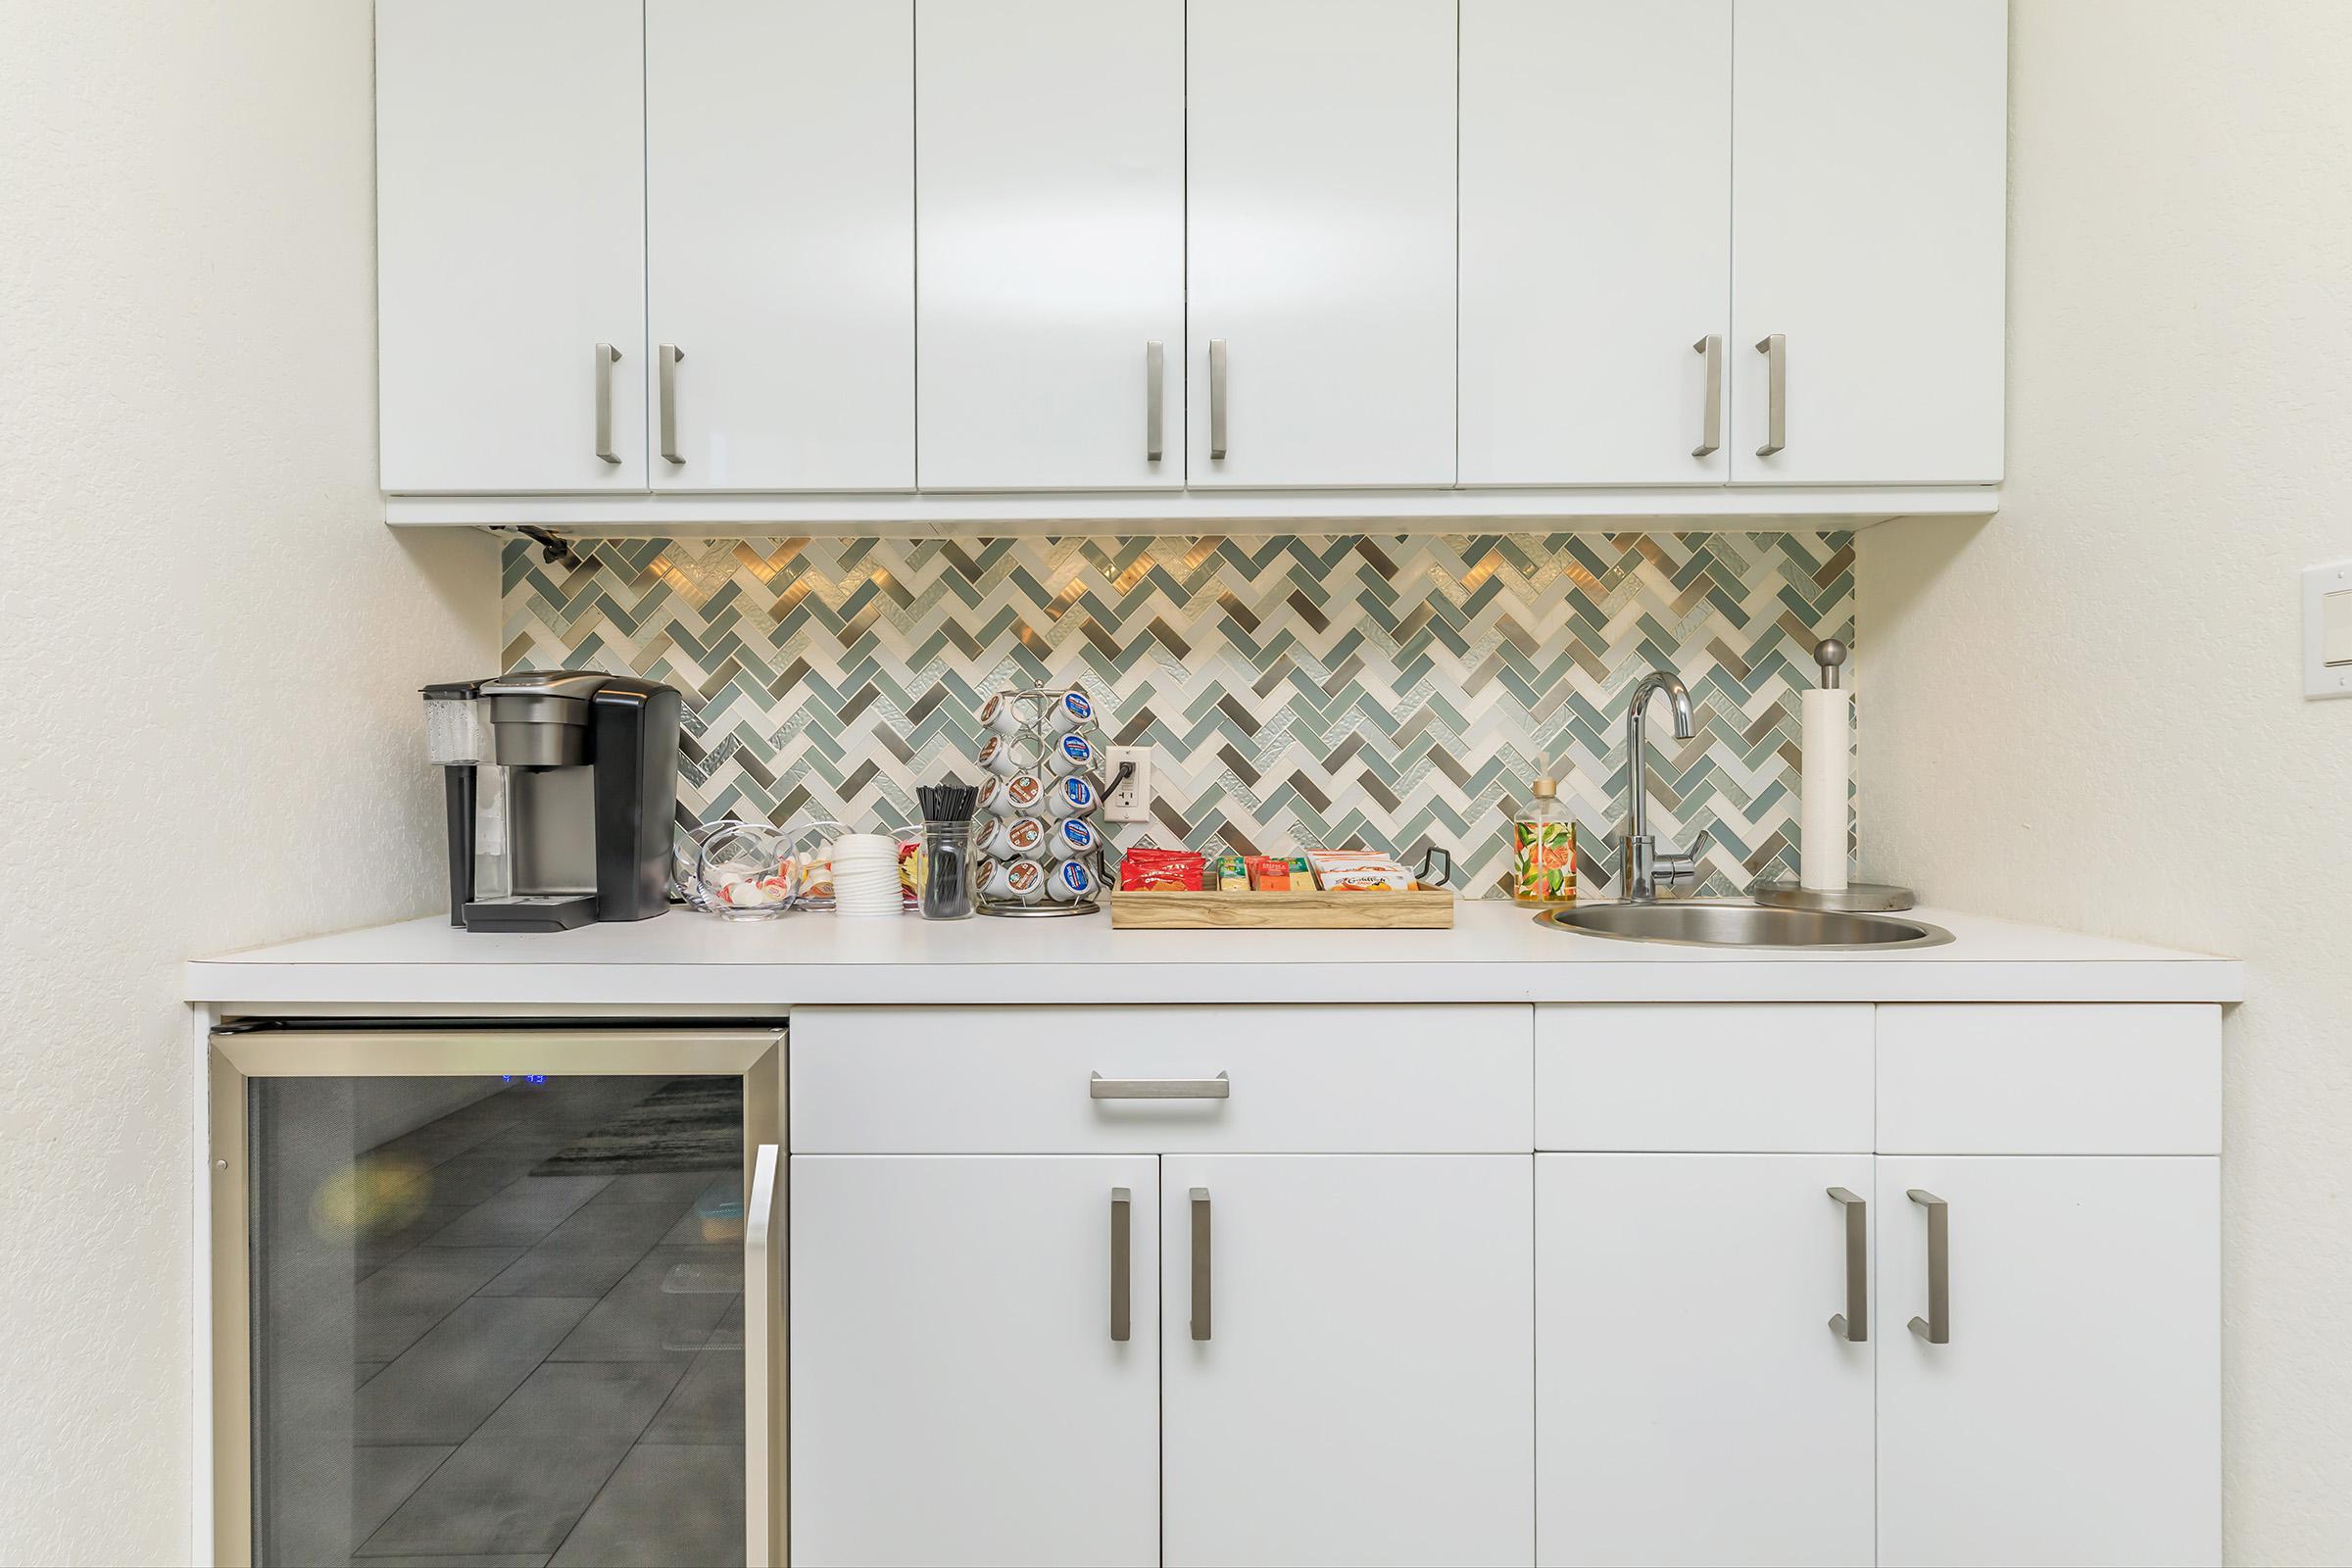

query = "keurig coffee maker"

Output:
[[421, 672, 682, 932]]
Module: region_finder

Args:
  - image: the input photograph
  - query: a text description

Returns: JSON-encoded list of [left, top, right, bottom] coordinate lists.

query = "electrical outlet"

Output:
[[1103, 746, 1153, 822]]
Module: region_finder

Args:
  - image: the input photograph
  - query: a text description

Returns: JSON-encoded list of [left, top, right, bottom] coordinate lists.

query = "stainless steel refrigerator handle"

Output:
[[1754, 333, 1787, 457], [1190, 1186, 1212, 1341], [1828, 1187, 1868, 1343], [1146, 340, 1165, 462], [1907, 1189, 1950, 1345], [1691, 334, 1723, 457], [744, 1144, 779, 1567], [1090, 1071, 1230, 1100], [1109, 1187, 1132, 1343], [659, 343, 685, 465], [1208, 339, 1230, 459]]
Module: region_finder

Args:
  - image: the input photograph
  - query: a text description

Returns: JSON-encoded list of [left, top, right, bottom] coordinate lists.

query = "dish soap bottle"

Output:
[[1512, 757, 1576, 904]]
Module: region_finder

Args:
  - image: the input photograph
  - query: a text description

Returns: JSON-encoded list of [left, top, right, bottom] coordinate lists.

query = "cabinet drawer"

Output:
[[1877, 1004, 2222, 1154], [790, 1004, 1532, 1153], [1536, 1004, 1873, 1152]]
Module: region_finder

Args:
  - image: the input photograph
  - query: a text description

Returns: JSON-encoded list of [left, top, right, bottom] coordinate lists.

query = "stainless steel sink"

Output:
[[1537, 901, 1954, 950]]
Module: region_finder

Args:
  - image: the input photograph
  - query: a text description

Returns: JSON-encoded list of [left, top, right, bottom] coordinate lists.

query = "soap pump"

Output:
[[1511, 754, 1576, 904]]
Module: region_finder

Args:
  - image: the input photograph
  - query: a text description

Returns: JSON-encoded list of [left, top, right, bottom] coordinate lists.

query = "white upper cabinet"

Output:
[[1186, 0, 1459, 489], [377, 0, 647, 492], [646, 0, 913, 490], [916, 0, 1185, 491], [1460, 0, 1735, 486], [1730, 0, 2008, 484]]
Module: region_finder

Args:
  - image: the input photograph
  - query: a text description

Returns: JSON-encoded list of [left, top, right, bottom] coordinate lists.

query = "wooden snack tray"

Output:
[[1108, 887, 1455, 930]]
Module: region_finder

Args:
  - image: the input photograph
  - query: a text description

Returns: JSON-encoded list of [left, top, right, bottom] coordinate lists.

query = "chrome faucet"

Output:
[[1619, 669, 1712, 903]]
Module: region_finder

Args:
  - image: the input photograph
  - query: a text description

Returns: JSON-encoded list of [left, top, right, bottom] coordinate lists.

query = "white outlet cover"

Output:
[[2304, 561, 2352, 700], [1103, 746, 1153, 822]]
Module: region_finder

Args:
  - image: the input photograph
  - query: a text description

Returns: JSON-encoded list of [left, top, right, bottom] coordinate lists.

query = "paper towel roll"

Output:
[[1800, 688, 1850, 892]]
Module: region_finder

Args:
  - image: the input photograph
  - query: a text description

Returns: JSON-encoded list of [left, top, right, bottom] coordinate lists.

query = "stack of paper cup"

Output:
[[830, 833, 904, 917]]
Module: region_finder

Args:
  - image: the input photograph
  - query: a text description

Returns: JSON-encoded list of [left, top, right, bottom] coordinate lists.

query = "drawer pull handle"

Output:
[[1827, 1187, 1867, 1342], [1109, 1187, 1132, 1343], [1907, 1189, 1950, 1345], [1089, 1072, 1230, 1100], [1190, 1186, 1212, 1342]]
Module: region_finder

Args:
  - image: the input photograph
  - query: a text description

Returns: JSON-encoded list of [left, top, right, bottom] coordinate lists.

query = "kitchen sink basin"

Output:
[[1536, 901, 1955, 950]]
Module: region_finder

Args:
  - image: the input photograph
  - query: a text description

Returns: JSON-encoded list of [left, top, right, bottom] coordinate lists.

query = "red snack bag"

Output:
[[1119, 848, 1205, 892]]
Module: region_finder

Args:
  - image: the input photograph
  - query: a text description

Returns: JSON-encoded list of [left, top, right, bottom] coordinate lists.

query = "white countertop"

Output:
[[185, 901, 2241, 1009]]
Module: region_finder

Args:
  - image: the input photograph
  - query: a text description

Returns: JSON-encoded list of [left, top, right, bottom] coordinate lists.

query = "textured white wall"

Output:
[[0, 3, 496, 1561], [1861, 4, 2352, 1562]]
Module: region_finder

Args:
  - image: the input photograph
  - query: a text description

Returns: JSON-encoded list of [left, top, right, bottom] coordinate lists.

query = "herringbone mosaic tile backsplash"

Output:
[[501, 532, 1855, 899]]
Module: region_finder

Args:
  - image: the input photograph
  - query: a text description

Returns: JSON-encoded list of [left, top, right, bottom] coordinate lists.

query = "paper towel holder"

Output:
[[1751, 636, 1921, 912]]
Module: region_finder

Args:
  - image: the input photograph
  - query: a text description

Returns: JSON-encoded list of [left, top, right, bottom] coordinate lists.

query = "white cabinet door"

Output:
[[647, 0, 913, 490], [1730, 0, 2006, 484], [790, 1156, 1159, 1567], [1160, 1155, 1533, 1567], [377, 0, 646, 492], [1459, 0, 1733, 486], [1876, 1156, 2221, 1567], [1536, 1154, 1875, 1567], [916, 0, 1184, 491], [1186, 0, 1457, 488]]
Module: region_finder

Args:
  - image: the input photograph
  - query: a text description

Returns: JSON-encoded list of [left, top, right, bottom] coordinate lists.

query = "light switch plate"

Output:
[[2305, 562, 2352, 699], [1103, 746, 1153, 822]]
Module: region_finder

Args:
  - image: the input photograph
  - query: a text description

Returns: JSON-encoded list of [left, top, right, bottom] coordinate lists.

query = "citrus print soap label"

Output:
[[1512, 818, 1576, 902]]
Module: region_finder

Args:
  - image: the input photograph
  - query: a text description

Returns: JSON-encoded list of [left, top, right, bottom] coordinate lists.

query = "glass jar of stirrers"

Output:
[[915, 783, 978, 920], [972, 682, 1104, 917]]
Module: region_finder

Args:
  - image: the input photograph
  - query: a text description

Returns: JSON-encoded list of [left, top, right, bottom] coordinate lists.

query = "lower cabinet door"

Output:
[[789, 1155, 1160, 1567], [1536, 1153, 1876, 1567], [1875, 1155, 2222, 1567], [1159, 1154, 1535, 1567]]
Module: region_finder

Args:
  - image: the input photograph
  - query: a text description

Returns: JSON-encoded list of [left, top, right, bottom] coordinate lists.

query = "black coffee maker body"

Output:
[[421, 672, 682, 933]]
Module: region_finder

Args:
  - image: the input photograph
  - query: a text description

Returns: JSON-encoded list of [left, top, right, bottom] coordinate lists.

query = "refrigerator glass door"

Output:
[[211, 1027, 782, 1567]]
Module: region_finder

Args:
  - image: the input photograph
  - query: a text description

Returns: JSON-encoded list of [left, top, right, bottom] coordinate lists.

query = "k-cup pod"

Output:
[[1046, 858, 1096, 903], [1051, 816, 1097, 858], [982, 814, 1048, 858], [1043, 731, 1096, 778], [981, 690, 1041, 737], [1043, 688, 1094, 734], [1041, 773, 1099, 820], [1002, 772, 1048, 813], [975, 776, 1008, 817], [977, 733, 1043, 778], [981, 857, 1047, 904]]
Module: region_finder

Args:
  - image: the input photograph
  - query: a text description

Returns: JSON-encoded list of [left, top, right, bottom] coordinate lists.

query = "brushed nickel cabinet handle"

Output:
[[1754, 333, 1787, 457], [659, 343, 685, 465], [1146, 340, 1165, 462], [1207, 339, 1229, 460], [1189, 1186, 1212, 1341], [594, 342, 622, 464], [1828, 1187, 1867, 1342], [744, 1144, 779, 1566], [1109, 1186, 1132, 1343], [1090, 1071, 1230, 1100], [1691, 334, 1723, 457], [1907, 1189, 1950, 1345]]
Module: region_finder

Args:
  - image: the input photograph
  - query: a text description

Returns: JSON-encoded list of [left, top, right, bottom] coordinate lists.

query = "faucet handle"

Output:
[[1656, 829, 1715, 892]]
